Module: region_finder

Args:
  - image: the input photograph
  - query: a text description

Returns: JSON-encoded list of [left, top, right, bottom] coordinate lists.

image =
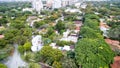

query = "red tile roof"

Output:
[[105, 38, 120, 52], [111, 56, 120, 68]]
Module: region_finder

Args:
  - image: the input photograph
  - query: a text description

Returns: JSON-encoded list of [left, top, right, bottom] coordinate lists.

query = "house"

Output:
[[105, 39, 120, 47], [0, 35, 4, 39], [111, 56, 120, 68], [65, 8, 82, 13], [80, 3, 87, 9], [22, 8, 33, 12], [31, 35, 43, 52], [0, 16, 2, 19], [99, 22, 110, 37], [63, 46, 70, 51], [60, 34, 78, 43], [74, 21, 83, 27], [63, 29, 70, 38]]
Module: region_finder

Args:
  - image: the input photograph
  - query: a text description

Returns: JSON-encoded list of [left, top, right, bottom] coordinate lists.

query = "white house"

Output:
[[31, 35, 43, 52], [65, 8, 82, 13], [22, 8, 33, 12]]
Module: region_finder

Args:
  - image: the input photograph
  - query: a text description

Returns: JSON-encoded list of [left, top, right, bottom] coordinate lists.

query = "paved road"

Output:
[[5, 44, 27, 68]]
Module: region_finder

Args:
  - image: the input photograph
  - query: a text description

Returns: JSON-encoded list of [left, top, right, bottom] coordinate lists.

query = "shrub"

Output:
[[0, 63, 7, 68], [18, 45, 24, 54]]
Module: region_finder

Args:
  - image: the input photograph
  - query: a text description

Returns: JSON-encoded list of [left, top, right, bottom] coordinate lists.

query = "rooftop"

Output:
[[0, 35, 4, 39], [111, 56, 120, 68]]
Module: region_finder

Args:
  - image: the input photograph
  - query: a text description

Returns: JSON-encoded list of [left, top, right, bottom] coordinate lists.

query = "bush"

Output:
[[23, 42, 32, 51], [0, 63, 7, 68], [34, 21, 45, 28], [56, 40, 74, 46], [24, 52, 35, 62], [52, 61, 62, 68], [29, 63, 41, 68], [114, 49, 120, 56], [18, 45, 24, 54]]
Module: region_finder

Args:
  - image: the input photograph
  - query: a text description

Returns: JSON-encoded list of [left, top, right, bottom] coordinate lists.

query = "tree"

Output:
[[0, 39, 7, 48], [56, 40, 74, 46], [61, 56, 77, 68], [84, 18, 99, 30], [108, 26, 120, 41], [18, 45, 24, 54], [0, 63, 7, 68], [24, 52, 35, 62], [23, 42, 32, 51], [10, 22, 25, 29], [75, 38, 114, 68], [0, 18, 8, 26], [84, 14, 99, 22], [98, 7, 109, 15], [46, 27, 54, 36], [52, 61, 62, 68], [43, 38, 52, 45], [39, 46, 63, 65], [80, 26, 103, 39], [65, 22, 75, 30], [55, 20, 66, 34], [34, 21, 45, 28], [29, 63, 41, 68]]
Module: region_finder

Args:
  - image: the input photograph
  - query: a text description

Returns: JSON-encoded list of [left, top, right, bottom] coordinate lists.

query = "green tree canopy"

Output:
[[0, 63, 7, 68], [108, 26, 120, 41], [80, 26, 103, 39], [55, 20, 66, 34], [23, 42, 32, 51], [75, 38, 114, 68], [29, 63, 41, 68], [52, 61, 62, 68], [84, 18, 99, 30], [39, 46, 63, 65]]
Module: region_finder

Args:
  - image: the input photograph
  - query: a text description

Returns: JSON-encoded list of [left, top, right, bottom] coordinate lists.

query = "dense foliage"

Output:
[[75, 38, 114, 68], [0, 63, 7, 68], [36, 46, 63, 65], [75, 13, 115, 68]]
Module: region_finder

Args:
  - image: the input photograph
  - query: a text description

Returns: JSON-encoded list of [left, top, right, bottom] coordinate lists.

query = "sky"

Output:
[[0, 0, 109, 2], [0, 0, 37, 1]]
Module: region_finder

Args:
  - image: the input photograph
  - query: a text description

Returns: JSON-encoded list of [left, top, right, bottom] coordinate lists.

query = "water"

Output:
[[4, 44, 27, 68]]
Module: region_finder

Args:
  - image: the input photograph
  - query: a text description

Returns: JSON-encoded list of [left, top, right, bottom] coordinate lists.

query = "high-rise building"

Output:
[[32, 0, 82, 12], [32, 0, 43, 13], [46, 0, 53, 8], [52, 0, 62, 9]]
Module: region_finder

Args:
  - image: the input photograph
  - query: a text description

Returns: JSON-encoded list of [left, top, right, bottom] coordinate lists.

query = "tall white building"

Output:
[[32, 0, 43, 13], [62, 0, 69, 7], [52, 0, 62, 9], [46, 0, 53, 8], [32, 0, 82, 12]]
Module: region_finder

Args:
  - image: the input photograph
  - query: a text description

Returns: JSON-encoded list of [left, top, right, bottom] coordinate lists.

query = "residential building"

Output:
[[32, 0, 43, 13], [52, 0, 62, 9]]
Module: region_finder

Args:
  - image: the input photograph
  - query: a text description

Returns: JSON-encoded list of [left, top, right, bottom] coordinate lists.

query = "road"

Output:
[[4, 44, 27, 68]]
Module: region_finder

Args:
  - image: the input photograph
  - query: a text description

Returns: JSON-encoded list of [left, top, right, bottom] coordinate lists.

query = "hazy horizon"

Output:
[[0, 0, 109, 2]]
